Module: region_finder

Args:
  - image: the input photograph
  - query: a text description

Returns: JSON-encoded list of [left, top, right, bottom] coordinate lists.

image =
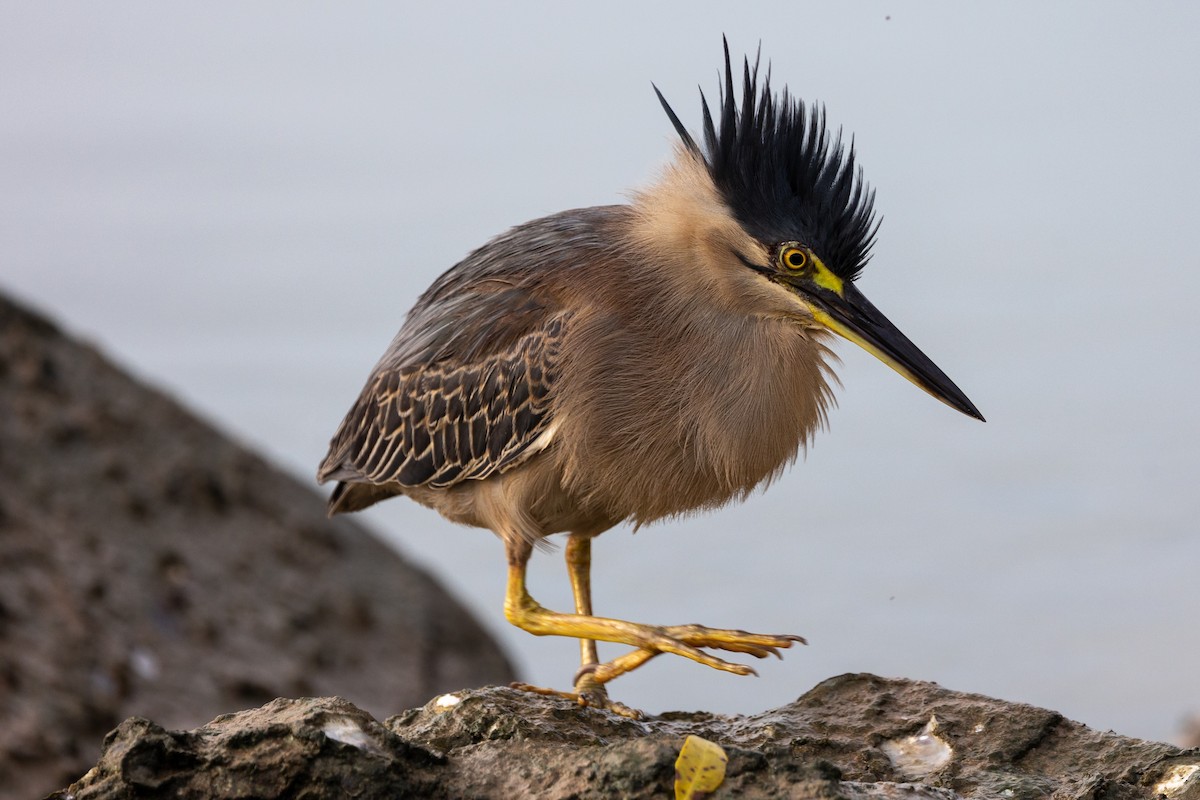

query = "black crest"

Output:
[[654, 40, 879, 280]]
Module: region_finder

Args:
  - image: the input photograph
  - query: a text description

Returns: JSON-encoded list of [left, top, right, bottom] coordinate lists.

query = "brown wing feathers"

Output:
[[320, 314, 567, 497]]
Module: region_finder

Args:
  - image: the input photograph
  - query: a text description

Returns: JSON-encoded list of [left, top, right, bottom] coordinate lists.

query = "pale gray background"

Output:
[[3, 2, 1197, 743]]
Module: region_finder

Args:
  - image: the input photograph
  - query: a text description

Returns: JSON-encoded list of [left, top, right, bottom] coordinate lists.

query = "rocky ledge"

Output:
[[53, 674, 1200, 799], [0, 290, 514, 799]]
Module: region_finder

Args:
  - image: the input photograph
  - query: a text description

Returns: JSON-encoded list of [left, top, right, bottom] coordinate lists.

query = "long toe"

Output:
[[660, 625, 807, 658]]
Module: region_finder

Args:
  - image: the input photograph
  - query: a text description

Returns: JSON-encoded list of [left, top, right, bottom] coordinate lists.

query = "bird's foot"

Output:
[[508, 595, 804, 677], [582, 625, 806, 684], [510, 678, 645, 720], [509, 626, 803, 717]]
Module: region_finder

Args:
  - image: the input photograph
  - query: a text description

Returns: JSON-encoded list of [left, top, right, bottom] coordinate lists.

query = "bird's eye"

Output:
[[781, 247, 808, 271]]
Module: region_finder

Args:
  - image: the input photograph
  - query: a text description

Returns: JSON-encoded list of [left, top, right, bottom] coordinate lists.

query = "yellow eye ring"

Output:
[[781, 247, 807, 271]]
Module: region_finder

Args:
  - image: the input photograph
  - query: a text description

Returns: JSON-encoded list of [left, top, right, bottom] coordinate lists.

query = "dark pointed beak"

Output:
[[800, 282, 985, 421]]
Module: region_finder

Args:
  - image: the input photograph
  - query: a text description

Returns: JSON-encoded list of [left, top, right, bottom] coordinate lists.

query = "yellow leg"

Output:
[[565, 533, 599, 671], [504, 538, 804, 717]]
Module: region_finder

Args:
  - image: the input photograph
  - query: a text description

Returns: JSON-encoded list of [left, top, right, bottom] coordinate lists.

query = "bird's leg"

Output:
[[565, 533, 599, 669], [564, 533, 602, 693], [561, 533, 645, 717], [504, 537, 804, 715], [508, 535, 640, 717]]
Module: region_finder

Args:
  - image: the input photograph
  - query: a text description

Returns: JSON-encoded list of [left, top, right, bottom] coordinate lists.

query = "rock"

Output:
[[51, 675, 1200, 799], [0, 293, 515, 800]]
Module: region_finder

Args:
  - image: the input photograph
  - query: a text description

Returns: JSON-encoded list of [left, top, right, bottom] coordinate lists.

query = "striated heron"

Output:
[[319, 43, 983, 717]]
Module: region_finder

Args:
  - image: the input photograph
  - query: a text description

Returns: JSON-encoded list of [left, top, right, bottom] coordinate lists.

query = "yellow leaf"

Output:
[[674, 734, 728, 799]]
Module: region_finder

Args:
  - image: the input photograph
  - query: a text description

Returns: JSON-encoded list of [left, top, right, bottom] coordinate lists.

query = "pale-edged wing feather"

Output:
[[319, 311, 567, 492]]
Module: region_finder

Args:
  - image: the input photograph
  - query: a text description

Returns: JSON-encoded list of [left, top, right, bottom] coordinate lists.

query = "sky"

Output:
[[2, 2, 1198, 744]]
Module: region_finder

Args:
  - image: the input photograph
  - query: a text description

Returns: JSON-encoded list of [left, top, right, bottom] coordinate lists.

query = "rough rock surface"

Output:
[[53, 674, 1200, 799], [0, 292, 515, 800]]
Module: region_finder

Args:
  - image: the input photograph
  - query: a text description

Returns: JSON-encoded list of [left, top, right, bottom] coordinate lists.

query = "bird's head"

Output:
[[653, 41, 983, 422]]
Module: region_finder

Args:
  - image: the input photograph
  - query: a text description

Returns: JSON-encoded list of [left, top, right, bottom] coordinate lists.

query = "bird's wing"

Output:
[[318, 310, 568, 492]]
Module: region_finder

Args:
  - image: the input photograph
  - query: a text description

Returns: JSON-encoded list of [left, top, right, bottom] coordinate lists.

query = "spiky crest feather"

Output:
[[655, 39, 879, 280]]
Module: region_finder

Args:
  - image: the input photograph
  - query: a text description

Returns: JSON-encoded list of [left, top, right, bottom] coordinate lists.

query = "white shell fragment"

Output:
[[321, 716, 381, 755], [880, 715, 953, 779], [434, 693, 462, 710]]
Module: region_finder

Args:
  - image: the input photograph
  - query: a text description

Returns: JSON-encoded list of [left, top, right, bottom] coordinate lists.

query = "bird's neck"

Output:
[[625, 150, 765, 300]]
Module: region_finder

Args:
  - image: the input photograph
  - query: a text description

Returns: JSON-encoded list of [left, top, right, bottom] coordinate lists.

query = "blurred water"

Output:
[[3, 2, 1198, 744]]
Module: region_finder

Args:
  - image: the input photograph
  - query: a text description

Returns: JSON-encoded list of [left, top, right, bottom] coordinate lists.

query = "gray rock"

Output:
[[51, 675, 1200, 799], [0, 293, 515, 800]]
